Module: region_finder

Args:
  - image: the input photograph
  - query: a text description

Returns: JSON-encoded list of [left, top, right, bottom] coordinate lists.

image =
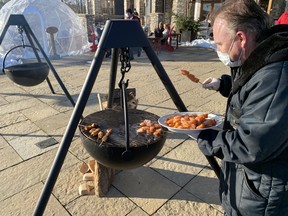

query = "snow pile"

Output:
[[180, 38, 217, 50]]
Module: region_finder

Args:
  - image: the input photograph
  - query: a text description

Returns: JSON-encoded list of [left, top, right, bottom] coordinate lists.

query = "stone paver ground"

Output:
[[0, 45, 229, 215]]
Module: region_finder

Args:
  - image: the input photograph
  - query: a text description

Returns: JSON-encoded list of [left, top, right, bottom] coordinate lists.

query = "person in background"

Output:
[[126, 8, 141, 60], [154, 21, 164, 38], [198, 0, 288, 215], [94, 23, 112, 58], [276, 8, 288, 24], [161, 23, 170, 45], [133, 8, 139, 17], [126, 8, 140, 22]]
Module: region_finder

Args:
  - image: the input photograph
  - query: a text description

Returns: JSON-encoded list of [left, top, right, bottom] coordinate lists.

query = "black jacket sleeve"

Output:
[[218, 74, 231, 97]]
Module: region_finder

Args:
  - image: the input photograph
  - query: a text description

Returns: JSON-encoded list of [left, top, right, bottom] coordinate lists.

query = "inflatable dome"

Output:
[[0, 0, 89, 69]]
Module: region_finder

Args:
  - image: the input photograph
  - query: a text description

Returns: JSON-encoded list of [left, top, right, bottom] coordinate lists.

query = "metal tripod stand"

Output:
[[0, 14, 76, 107], [33, 19, 221, 215]]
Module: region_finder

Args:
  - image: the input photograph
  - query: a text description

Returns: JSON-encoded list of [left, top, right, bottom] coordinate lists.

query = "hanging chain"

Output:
[[17, 25, 25, 47], [118, 48, 132, 153], [120, 47, 131, 73], [118, 48, 131, 111]]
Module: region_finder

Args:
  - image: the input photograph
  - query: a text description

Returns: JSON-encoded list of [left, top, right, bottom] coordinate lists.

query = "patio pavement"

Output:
[[0, 45, 230, 216]]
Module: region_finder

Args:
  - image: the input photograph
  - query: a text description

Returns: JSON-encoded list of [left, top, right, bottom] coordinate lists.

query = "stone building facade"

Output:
[[85, 0, 283, 34], [124, 0, 226, 33], [85, 0, 224, 33]]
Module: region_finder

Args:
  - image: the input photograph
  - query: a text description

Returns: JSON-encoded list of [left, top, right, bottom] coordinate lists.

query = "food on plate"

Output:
[[137, 119, 163, 137], [180, 69, 201, 83], [165, 113, 217, 129]]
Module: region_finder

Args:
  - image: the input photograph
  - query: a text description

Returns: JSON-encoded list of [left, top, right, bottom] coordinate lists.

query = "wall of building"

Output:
[[115, 0, 124, 15], [136, 0, 205, 34], [85, 0, 224, 34]]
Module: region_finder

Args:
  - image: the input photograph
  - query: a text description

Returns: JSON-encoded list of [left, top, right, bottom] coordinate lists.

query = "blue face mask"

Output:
[[217, 35, 243, 67]]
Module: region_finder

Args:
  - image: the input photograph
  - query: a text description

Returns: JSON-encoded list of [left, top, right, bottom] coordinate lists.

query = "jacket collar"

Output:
[[232, 25, 288, 94]]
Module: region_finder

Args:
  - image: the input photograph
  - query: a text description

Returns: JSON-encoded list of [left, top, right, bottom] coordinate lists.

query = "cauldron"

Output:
[[3, 62, 49, 86], [2, 45, 49, 86], [79, 109, 167, 170]]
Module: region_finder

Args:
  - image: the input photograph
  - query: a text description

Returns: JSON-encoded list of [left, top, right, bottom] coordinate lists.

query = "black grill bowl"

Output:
[[79, 109, 167, 170], [4, 62, 49, 86]]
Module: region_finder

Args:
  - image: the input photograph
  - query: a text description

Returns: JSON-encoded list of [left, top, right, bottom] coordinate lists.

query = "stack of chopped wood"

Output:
[[78, 160, 115, 197]]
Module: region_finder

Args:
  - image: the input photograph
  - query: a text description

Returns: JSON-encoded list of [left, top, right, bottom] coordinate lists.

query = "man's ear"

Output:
[[236, 31, 248, 48]]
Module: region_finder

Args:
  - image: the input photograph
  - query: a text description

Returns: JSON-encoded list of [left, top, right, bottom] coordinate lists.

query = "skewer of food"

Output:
[[100, 128, 113, 146], [180, 69, 202, 84], [81, 122, 112, 146]]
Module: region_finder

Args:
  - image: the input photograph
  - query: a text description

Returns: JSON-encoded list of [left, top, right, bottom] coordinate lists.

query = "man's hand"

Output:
[[202, 77, 221, 91]]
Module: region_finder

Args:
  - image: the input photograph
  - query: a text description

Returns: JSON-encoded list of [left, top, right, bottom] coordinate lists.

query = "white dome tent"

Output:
[[0, 0, 89, 70]]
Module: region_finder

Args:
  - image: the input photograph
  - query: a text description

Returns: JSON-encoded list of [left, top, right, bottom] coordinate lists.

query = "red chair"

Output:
[[90, 26, 97, 52], [164, 25, 174, 52]]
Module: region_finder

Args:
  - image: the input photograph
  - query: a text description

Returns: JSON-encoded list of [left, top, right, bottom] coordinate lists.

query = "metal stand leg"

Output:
[[107, 48, 119, 108], [45, 77, 56, 94], [33, 48, 107, 216]]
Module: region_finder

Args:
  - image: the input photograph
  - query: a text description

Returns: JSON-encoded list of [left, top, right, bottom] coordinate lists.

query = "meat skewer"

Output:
[[99, 128, 113, 146], [180, 69, 202, 84]]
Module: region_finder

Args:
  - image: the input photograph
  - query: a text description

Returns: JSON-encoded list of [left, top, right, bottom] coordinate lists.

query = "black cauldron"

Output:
[[2, 45, 49, 86], [3, 62, 49, 86], [79, 109, 167, 170]]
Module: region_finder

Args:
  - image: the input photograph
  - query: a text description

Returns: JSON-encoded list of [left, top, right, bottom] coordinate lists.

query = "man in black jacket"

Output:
[[198, 0, 288, 215]]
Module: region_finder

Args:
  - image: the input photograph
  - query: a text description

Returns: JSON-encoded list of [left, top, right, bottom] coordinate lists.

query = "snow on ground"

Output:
[[179, 38, 217, 50]]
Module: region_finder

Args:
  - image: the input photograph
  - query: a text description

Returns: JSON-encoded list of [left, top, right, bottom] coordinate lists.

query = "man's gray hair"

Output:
[[210, 0, 272, 41]]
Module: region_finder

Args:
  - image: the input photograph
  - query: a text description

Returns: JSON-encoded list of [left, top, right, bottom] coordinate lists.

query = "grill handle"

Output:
[[2, 45, 40, 74], [120, 79, 133, 161]]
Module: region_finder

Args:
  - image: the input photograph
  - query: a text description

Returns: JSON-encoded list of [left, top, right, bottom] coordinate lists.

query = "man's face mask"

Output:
[[217, 35, 242, 68]]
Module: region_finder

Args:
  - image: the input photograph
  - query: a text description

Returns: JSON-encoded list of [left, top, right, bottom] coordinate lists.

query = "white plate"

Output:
[[158, 112, 223, 138]]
